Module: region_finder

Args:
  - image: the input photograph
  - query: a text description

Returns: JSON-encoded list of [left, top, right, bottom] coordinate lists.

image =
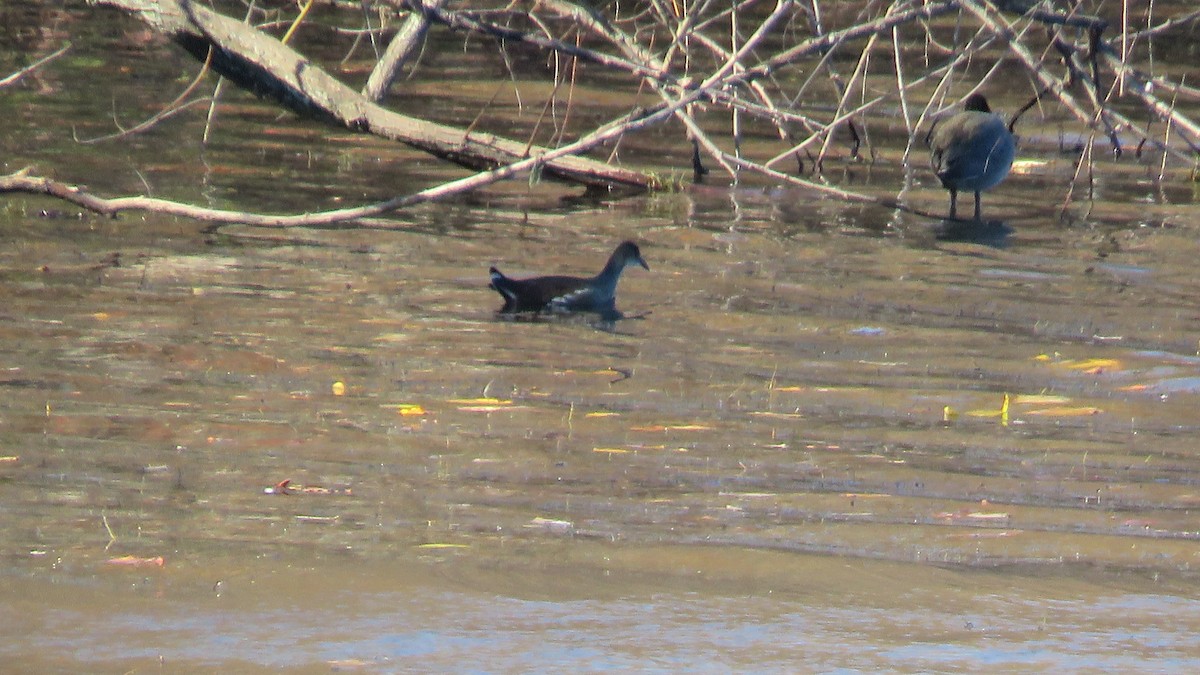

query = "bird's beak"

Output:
[[637, 256, 650, 271]]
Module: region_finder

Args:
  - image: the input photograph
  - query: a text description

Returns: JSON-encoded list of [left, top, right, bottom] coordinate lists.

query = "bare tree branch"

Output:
[[364, 0, 444, 102], [90, 0, 652, 191], [1, 95, 694, 226]]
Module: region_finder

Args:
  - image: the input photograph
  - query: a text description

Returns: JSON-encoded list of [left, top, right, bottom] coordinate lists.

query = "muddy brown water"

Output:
[[3, 2, 1200, 672]]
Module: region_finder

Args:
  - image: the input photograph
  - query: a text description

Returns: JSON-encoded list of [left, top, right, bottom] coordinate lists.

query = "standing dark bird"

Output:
[[488, 241, 649, 320], [928, 93, 1015, 221]]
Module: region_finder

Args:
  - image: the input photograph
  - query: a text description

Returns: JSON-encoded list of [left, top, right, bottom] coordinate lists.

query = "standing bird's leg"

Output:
[[927, 93, 1015, 222]]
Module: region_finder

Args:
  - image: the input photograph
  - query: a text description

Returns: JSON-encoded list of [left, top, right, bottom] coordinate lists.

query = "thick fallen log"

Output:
[[87, 0, 652, 193]]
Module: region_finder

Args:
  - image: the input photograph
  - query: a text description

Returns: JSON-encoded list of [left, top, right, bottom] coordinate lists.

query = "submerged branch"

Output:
[[0, 96, 695, 226], [0, 42, 71, 89]]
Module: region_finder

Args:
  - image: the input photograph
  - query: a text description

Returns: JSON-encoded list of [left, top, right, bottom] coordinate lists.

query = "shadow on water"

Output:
[[489, 310, 649, 334], [933, 218, 1014, 248]]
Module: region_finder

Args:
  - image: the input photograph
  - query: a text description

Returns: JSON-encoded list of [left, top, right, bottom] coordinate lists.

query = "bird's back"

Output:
[[490, 270, 605, 313], [931, 112, 1014, 193]]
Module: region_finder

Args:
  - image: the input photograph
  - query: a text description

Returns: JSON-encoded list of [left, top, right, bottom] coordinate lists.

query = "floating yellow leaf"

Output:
[[447, 397, 511, 405], [593, 447, 631, 454], [1034, 354, 1053, 361], [585, 411, 619, 418], [1025, 406, 1101, 417], [773, 386, 806, 392], [942, 405, 957, 422], [416, 543, 469, 549], [331, 381, 346, 396], [395, 404, 426, 416], [1060, 358, 1121, 372], [527, 517, 573, 532], [1012, 394, 1071, 405], [0, 456, 18, 463], [747, 411, 803, 419], [964, 393, 1009, 426], [105, 555, 165, 567], [92, 312, 110, 321], [1118, 384, 1149, 392], [631, 424, 713, 432], [459, 405, 526, 412]]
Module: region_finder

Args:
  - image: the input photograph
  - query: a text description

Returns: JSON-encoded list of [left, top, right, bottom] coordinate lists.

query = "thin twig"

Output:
[[77, 47, 217, 145], [0, 42, 71, 89]]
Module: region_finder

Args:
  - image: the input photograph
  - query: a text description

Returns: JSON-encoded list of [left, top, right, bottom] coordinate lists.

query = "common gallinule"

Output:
[[488, 241, 649, 320], [928, 93, 1015, 221]]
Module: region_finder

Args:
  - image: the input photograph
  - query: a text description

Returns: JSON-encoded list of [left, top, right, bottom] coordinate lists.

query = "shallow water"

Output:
[[6, 545, 1200, 672], [3, 1, 1200, 671]]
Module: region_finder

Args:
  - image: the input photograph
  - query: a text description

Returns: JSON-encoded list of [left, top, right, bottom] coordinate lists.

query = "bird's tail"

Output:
[[488, 267, 515, 300]]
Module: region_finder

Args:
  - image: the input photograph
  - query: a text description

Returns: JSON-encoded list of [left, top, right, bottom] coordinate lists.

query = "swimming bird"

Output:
[[488, 241, 649, 320], [928, 93, 1015, 221]]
